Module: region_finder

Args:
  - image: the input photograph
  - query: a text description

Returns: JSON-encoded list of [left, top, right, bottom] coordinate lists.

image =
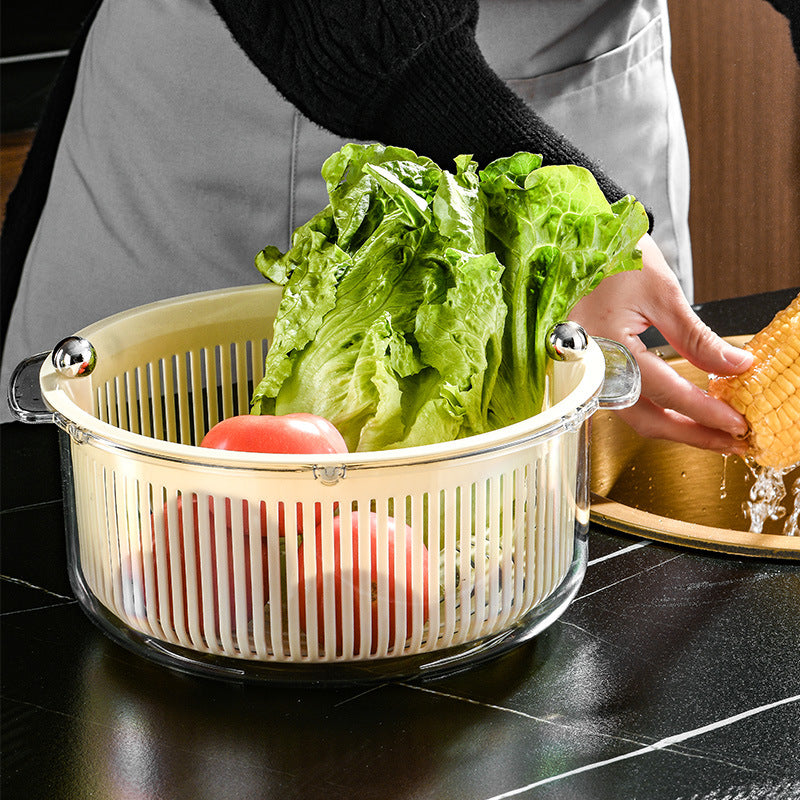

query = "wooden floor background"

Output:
[[1, 128, 34, 228], [669, 0, 799, 301], [2, 0, 798, 302]]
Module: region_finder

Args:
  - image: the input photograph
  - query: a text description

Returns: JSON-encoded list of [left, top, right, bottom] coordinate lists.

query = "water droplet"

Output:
[[719, 454, 729, 500]]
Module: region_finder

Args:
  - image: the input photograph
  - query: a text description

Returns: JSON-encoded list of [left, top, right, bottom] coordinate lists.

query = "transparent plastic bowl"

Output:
[[9, 284, 639, 684]]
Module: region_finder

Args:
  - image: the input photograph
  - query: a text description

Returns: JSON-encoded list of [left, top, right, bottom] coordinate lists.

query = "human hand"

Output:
[[569, 234, 754, 454]]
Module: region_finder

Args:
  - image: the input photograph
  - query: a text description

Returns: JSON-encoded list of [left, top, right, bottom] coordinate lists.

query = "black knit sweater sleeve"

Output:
[[766, 0, 800, 57], [207, 0, 630, 204]]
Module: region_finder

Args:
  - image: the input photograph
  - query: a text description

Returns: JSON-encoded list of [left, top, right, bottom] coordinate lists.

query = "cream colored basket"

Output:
[[8, 284, 639, 683]]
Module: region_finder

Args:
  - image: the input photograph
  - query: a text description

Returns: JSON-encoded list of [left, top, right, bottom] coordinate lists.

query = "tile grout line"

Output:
[[333, 683, 389, 708], [0, 575, 74, 601], [400, 684, 650, 750], [1, 497, 63, 515], [587, 540, 651, 566], [1, 600, 78, 617], [573, 553, 683, 602], [556, 619, 666, 667], [480, 694, 800, 800], [0, 50, 69, 66]]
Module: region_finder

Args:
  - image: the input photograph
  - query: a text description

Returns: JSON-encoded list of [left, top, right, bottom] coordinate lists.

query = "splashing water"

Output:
[[783, 478, 800, 536], [742, 457, 799, 535], [719, 454, 729, 500]]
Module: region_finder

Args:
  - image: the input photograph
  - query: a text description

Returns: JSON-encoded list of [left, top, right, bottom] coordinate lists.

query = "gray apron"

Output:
[[0, 0, 691, 421]]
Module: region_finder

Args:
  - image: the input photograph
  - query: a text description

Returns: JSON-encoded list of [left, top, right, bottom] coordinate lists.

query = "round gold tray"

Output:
[[590, 336, 799, 560]]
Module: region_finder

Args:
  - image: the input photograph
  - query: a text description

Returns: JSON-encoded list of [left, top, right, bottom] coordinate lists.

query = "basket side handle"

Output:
[[7, 352, 55, 424], [595, 337, 641, 410]]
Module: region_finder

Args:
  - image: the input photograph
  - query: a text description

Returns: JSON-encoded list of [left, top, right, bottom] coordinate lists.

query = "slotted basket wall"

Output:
[[12, 284, 616, 683]]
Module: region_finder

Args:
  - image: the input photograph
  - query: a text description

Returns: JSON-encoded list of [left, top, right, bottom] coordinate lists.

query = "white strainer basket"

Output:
[[8, 284, 639, 684]]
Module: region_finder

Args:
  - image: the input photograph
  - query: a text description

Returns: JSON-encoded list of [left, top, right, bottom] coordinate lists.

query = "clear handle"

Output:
[[8, 337, 97, 424], [7, 352, 54, 424], [595, 337, 641, 410], [547, 322, 641, 411]]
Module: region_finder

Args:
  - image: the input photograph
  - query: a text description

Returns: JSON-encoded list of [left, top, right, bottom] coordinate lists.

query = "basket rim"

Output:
[[37, 284, 606, 469]]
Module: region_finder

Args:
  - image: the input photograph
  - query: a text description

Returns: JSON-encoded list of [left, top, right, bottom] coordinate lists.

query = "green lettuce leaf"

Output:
[[250, 144, 649, 450], [481, 161, 648, 426], [251, 144, 506, 452]]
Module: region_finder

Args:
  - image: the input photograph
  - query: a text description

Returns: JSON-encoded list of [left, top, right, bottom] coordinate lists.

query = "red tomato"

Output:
[[297, 512, 430, 655], [200, 413, 347, 535], [200, 413, 348, 455], [121, 495, 267, 640]]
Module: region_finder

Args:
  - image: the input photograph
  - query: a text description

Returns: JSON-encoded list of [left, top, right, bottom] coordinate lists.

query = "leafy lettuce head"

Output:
[[251, 144, 648, 451]]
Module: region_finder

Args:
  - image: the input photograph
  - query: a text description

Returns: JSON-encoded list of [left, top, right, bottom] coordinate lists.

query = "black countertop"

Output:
[[2, 288, 799, 800]]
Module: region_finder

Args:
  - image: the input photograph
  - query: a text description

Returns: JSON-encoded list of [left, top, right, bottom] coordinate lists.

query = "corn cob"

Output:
[[708, 291, 800, 471]]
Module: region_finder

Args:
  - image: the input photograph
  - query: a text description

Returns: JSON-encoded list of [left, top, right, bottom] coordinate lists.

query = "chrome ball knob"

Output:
[[546, 322, 589, 362], [52, 336, 97, 378]]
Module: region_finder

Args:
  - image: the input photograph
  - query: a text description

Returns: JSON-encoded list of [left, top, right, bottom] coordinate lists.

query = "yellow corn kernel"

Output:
[[708, 291, 800, 470]]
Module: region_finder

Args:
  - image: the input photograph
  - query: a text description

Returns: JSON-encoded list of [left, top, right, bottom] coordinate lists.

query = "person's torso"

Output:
[[1, 0, 690, 421]]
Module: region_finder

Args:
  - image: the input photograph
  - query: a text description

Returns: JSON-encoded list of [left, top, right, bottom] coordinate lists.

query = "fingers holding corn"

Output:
[[571, 234, 753, 453], [708, 291, 800, 471]]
